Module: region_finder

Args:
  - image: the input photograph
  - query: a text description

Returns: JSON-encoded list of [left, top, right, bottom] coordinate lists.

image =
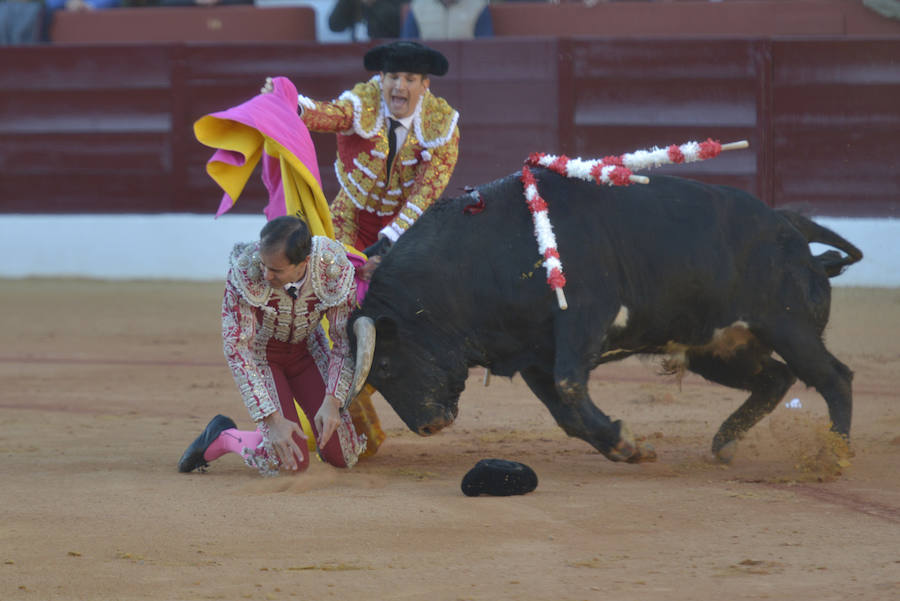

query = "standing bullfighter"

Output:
[[269, 40, 460, 255]]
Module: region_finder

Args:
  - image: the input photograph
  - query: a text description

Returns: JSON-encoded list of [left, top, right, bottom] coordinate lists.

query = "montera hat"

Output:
[[461, 458, 538, 497], [364, 41, 449, 77]]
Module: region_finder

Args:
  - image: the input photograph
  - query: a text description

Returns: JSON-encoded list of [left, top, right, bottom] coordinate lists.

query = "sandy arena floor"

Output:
[[1, 280, 898, 601]]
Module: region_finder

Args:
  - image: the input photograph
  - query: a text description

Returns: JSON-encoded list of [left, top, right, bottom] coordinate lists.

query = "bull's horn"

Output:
[[345, 316, 376, 410]]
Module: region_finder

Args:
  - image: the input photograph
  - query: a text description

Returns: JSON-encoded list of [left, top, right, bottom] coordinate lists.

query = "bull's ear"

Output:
[[375, 315, 398, 341]]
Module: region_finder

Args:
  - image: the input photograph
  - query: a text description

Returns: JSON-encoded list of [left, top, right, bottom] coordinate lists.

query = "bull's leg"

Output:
[[686, 350, 796, 463], [764, 318, 853, 438], [519, 365, 655, 463]]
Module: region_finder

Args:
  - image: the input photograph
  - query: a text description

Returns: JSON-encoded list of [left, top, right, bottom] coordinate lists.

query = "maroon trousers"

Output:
[[265, 338, 347, 469]]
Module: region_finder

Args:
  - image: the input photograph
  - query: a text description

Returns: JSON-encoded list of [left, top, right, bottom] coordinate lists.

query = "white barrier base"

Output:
[[0, 214, 266, 281], [0, 214, 897, 286]]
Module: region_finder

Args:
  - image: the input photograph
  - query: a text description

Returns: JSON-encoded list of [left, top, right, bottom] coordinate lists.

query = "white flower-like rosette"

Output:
[[520, 138, 749, 310]]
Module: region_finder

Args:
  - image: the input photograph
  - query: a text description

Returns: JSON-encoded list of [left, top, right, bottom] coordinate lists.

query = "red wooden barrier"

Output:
[[558, 38, 769, 198], [772, 39, 900, 215], [0, 38, 897, 217], [490, 0, 900, 37], [51, 6, 317, 43]]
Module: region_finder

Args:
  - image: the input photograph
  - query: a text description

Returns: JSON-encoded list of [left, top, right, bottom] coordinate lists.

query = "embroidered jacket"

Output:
[[299, 75, 460, 242], [222, 236, 358, 423]]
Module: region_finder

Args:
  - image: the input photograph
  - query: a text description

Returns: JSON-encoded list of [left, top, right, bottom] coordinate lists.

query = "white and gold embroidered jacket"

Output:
[[221, 236, 357, 422]]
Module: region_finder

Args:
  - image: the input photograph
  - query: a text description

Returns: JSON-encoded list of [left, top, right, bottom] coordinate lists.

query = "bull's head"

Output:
[[349, 314, 465, 436]]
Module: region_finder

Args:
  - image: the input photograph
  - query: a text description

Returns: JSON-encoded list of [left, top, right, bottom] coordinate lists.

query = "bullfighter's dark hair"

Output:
[[259, 215, 312, 265]]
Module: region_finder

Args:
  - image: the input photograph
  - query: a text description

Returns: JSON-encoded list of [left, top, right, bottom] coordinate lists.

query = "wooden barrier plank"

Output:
[[564, 38, 765, 197], [438, 39, 561, 189], [51, 6, 316, 43], [0, 46, 176, 212], [1, 38, 898, 217], [772, 39, 900, 216], [489, 1, 900, 37]]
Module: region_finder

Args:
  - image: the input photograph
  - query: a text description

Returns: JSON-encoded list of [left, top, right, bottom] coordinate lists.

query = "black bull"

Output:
[[349, 170, 863, 463]]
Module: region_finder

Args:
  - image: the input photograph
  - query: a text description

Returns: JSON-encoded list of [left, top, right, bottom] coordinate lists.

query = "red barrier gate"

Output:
[[1, 38, 897, 217]]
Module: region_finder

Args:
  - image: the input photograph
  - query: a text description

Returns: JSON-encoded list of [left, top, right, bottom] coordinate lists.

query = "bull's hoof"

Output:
[[626, 440, 658, 464], [714, 440, 738, 464], [605, 420, 637, 462]]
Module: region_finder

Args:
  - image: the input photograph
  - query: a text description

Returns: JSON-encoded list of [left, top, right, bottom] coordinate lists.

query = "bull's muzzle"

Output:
[[345, 316, 376, 411], [416, 402, 458, 436]]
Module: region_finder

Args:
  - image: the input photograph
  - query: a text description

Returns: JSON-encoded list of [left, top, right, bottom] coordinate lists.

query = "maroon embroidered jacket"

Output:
[[299, 76, 459, 246]]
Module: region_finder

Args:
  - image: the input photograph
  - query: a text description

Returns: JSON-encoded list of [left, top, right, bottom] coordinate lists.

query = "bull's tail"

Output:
[[778, 209, 863, 277]]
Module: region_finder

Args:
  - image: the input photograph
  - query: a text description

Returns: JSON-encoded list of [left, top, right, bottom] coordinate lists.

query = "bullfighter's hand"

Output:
[[357, 256, 382, 281], [362, 236, 393, 258], [260, 77, 274, 95], [262, 412, 306, 471], [315, 394, 342, 449]]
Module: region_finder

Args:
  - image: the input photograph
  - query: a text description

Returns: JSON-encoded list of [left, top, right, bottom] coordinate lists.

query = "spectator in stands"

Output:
[[46, 0, 119, 9], [401, 0, 492, 40], [863, 0, 900, 21], [0, 0, 43, 44], [157, 0, 251, 6], [328, 0, 406, 40]]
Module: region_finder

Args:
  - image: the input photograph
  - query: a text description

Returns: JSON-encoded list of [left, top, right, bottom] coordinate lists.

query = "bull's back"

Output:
[[384, 170, 819, 326], [462, 172, 790, 291]]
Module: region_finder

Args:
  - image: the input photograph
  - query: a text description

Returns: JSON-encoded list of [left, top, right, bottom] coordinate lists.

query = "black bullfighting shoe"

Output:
[[178, 414, 237, 473], [460, 458, 538, 497]]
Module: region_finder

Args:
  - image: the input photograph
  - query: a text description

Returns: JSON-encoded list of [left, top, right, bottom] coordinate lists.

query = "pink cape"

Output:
[[197, 77, 369, 303], [200, 77, 322, 221]]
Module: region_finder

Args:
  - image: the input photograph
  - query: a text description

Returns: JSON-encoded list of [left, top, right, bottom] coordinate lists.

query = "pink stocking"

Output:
[[203, 428, 263, 462]]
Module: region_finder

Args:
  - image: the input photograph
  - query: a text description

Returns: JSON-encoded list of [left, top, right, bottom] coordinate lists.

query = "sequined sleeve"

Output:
[[314, 279, 358, 403], [380, 125, 460, 242], [300, 97, 355, 134], [222, 278, 279, 422]]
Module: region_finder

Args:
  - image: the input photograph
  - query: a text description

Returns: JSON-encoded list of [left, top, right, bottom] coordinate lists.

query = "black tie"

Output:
[[286, 285, 298, 299], [385, 118, 400, 177]]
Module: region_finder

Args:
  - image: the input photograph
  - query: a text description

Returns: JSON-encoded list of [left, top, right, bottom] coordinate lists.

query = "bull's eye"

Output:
[[375, 357, 391, 377]]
